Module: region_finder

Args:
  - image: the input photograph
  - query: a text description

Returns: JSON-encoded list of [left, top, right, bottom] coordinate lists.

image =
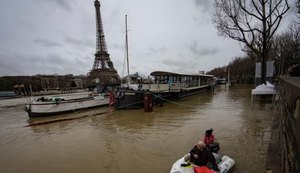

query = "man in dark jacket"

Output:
[[190, 141, 220, 172]]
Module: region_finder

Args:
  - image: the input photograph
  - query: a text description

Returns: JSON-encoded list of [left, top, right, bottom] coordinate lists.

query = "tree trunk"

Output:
[[261, 0, 267, 84]]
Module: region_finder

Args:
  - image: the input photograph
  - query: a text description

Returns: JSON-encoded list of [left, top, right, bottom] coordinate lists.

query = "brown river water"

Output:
[[0, 85, 273, 173]]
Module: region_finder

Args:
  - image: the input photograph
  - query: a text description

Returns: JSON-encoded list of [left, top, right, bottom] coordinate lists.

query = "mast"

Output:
[[125, 15, 130, 79], [227, 67, 231, 87], [124, 15, 132, 85]]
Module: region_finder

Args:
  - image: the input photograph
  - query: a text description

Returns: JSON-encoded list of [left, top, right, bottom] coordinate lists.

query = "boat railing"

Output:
[[141, 84, 150, 91], [169, 82, 181, 92], [148, 84, 170, 92], [180, 83, 189, 88], [144, 83, 182, 93], [181, 84, 209, 91]]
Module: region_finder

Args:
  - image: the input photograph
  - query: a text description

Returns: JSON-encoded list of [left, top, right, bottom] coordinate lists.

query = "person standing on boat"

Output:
[[108, 91, 116, 113], [190, 141, 220, 172], [204, 128, 220, 153]]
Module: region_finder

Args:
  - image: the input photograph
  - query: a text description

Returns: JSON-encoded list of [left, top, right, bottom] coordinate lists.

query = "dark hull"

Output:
[[177, 86, 212, 98], [115, 86, 212, 109], [154, 86, 212, 101], [115, 89, 145, 109]]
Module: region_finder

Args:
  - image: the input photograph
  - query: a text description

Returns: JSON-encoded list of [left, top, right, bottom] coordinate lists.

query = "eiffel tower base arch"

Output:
[[87, 69, 120, 89]]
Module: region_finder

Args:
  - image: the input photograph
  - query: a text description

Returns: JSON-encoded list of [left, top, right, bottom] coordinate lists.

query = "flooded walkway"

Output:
[[0, 85, 273, 173]]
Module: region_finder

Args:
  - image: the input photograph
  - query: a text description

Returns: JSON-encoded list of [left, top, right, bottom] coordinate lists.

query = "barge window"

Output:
[[155, 75, 169, 84], [168, 75, 179, 83], [200, 76, 209, 85]]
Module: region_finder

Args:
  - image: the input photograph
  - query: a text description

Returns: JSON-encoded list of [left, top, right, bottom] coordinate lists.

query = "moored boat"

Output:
[[115, 71, 215, 109], [115, 84, 145, 109], [149, 71, 214, 98], [25, 93, 109, 117], [114, 15, 148, 109], [170, 153, 235, 173], [216, 78, 227, 85]]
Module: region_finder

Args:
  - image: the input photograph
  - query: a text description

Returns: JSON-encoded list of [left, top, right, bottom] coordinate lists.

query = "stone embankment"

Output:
[[266, 77, 300, 173]]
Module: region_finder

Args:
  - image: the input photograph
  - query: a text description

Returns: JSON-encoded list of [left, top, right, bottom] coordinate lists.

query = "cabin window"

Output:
[[155, 75, 169, 84], [168, 75, 179, 83], [175, 75, 179, 82], [200, 76, 208, 85], [163, 76, 168, 83], [190, 76, 198, 87], [168, 76, 173, 83], [180, 76, 188, 87]]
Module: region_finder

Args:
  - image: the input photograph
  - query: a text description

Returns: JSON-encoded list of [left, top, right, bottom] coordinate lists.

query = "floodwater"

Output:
[[0, 85, 273, 173]]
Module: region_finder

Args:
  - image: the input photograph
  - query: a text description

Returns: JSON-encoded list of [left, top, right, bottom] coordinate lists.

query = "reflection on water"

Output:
[[0, 85, 273, 173]]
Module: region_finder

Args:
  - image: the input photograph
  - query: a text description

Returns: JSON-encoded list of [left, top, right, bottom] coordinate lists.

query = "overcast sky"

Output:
[[0, 0, 291, 77]]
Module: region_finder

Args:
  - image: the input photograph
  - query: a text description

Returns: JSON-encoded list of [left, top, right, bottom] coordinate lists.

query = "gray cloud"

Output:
[[141, 47, 167, 58], [0, 0, 246, 76], [64, 37, 94, 48], [0, 51, 43, 75], [0, 50, 90, 76], [161, 57, 199, 73], [33, 39, 61, 47], [193, 0, 211, 11], [37, 0, 73, 12], [190, 41, 218, 56], [46, 53, 67, 65], [0, 58, 22, 75], [112, 44, 123, 50], [137, 47, 168, 62], [17, 21, 33, 30], [162, 59, 183, 68], [149, 47, 167, 54]]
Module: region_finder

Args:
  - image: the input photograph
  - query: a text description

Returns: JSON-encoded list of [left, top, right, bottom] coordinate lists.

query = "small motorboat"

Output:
[[170, 153, 235, 173]]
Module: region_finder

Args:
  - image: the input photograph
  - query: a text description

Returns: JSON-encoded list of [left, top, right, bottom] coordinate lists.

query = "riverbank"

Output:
[[265, 76, 300, 173], [265, 110, 281, 173]]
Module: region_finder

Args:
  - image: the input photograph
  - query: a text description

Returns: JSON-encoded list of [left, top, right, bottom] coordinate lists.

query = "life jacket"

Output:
[[109, 92, 115, 106], [204, 134, 214, 145], [194, 166, 214, 173]]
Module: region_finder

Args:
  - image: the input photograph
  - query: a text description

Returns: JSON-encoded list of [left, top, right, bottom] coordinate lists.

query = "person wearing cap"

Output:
[[190, 141, 220, 172]]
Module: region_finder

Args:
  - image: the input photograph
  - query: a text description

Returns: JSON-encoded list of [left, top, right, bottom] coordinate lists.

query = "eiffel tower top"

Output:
[[94, 0, 108, 55]]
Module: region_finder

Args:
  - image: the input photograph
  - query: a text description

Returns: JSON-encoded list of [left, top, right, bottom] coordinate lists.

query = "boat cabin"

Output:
[[142, 71, 214, 93]]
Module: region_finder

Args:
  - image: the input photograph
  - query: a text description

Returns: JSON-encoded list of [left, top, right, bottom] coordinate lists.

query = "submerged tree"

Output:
[[213, 0, 290, 84]]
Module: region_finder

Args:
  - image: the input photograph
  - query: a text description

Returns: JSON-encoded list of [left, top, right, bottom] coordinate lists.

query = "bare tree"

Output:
[[213, 0, 289, 84], [297, 0, 300, 14], [270, 21, 300, 75]]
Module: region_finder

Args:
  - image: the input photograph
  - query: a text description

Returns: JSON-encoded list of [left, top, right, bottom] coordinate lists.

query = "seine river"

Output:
[[0, 85, 273, 173]]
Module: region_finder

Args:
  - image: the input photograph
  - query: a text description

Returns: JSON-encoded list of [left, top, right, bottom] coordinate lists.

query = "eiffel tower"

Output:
[[88, 0, 120, 87]]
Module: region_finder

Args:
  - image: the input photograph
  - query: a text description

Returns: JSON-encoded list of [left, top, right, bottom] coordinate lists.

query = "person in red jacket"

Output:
[[204, 129, 215, 145], [203, 128, 220, 153]]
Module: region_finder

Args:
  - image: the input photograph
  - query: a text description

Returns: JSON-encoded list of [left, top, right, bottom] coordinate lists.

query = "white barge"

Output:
[[25, 94, 109, 117]]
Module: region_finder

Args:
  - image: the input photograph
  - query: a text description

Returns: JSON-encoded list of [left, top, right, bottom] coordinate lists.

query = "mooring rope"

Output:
[[151, 93, 199, 109], [116, 100, 144, 109], [113, 91, 207, 109]]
